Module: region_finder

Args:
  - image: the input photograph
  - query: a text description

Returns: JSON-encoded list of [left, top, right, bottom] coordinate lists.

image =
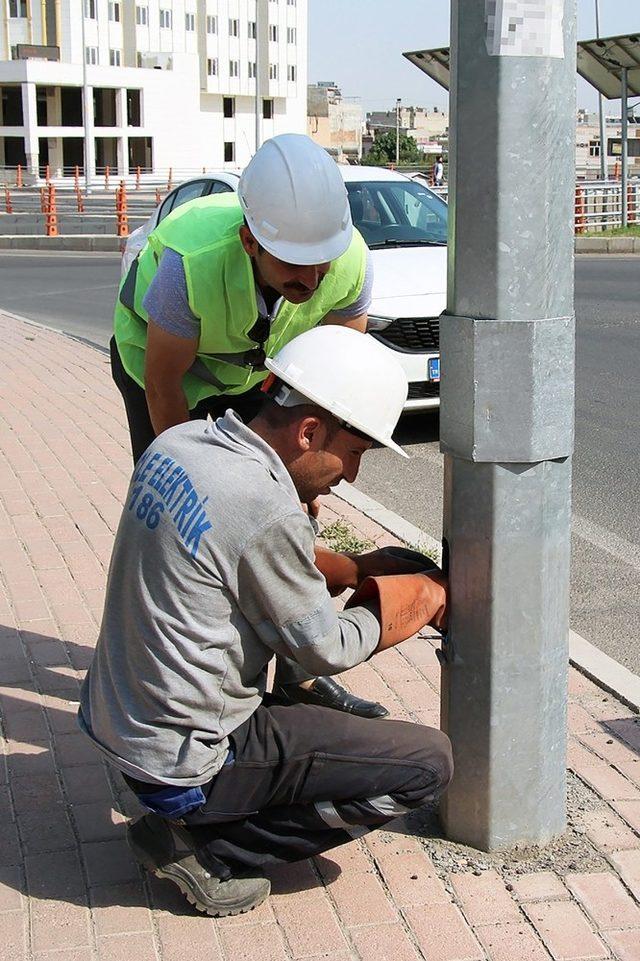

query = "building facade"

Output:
[[0, 0, 307, 180], [366, 105, 448, 155], [575, 110, 640, 179], [307, 80, 362, 161]]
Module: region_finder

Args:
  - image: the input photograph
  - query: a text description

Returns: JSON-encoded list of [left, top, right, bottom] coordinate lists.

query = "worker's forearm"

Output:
[[314, 546, 359, 596], [146, 383, 190, 437]]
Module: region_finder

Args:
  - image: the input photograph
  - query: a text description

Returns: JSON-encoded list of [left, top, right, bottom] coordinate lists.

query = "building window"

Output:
[[248, 61, 256, 79], [10, 45, 18, 59], [160, 9, 172, 28], [136, 52, 143, 67], [86, 46, 98, 65], [287, 26, 296, 43], [229, 60, 239, 78], [228, 18, 239, 37], [269, 24, 278, 42], [287, 0, 296, 5], [224, 142, 235, 162], [207, 57, 218, 76], [185, 12, 195, 30], [109, 48, 122, 66], [248, 20, 256, 39], [269, 63, 278, 80], [109, 1, 121, 22], [136, 5, 148, 26], [206, 15, 217, 34], [223, 97, 235, 119], [84, 0, 96, 18], [589, 140, 601, 157], [263, 99, 273, 119], [287, 64, 296, 81], [8, 0, 28, 16]]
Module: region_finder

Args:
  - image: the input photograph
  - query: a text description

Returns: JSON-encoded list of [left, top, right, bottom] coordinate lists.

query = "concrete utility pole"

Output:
[[439, 0, 576, 850], [395, 98, 401, 165]]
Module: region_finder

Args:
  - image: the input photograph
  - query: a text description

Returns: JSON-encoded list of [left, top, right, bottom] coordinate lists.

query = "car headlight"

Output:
[[366, 315, 394, 332]]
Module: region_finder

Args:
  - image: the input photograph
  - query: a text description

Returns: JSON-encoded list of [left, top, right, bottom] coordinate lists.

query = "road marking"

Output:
[[572, 512, 640, 574]]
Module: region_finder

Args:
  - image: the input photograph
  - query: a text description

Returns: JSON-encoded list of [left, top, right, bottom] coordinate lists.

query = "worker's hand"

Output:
[[353, 546, 439, 586], [306, 498, 320, 519]]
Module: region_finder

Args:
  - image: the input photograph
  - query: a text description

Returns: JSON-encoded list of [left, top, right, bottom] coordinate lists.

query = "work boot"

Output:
[[127, 813, 270, 917], [275, 676, 389, 719]]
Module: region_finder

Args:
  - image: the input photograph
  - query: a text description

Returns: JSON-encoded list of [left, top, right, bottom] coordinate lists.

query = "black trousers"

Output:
[[109, 335, 267, 465], [110, 337, 311, 687], [128, 700, 453, 876]]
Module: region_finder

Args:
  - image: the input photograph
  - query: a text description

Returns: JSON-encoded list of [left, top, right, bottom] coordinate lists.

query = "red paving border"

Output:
[[0, 311, 639, 960]]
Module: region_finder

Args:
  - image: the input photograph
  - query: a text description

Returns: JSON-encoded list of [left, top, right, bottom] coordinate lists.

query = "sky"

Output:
[[308, 0, 640, 115]]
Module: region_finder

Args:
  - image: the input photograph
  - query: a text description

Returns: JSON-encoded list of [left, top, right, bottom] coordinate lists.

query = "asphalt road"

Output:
[[1, 252, 639, 672]]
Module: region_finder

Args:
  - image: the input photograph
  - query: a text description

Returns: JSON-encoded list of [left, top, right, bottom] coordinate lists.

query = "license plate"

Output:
[[427, 356, 441, 382]]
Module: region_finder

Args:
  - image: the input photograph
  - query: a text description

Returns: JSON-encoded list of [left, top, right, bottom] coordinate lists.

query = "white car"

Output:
[[121, 171, 241, 276], [122, 166, 447, 411]]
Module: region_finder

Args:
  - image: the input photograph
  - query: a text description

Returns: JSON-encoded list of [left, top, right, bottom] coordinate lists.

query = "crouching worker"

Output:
[[78, 325, 453, 918]]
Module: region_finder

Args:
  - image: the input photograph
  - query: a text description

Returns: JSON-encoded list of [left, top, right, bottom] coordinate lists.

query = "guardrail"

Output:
[[1, 167, 638, 235]]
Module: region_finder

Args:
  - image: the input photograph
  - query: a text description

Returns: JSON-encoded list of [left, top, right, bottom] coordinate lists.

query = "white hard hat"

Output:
[[265, 327, 409, 458], [238, 134, 353, 266]]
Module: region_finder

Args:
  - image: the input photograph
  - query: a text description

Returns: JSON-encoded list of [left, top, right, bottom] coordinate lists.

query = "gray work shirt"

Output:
[[78, 413, 380, 786]]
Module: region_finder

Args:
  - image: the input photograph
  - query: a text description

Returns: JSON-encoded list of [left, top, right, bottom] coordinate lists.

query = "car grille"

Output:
[[371, 317, 440, 353], [407, 382, 440, 400]]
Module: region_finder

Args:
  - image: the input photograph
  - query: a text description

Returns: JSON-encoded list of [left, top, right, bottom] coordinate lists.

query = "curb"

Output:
[[334, 481, 640, 713], [1, 236, 638, 254]]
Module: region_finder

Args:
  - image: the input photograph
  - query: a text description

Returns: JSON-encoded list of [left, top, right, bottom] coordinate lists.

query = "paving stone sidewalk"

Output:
[[0, 310, 639, 961]]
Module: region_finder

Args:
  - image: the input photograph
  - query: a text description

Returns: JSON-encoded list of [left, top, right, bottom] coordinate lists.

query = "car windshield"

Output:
[[346, 180, 447, 248]]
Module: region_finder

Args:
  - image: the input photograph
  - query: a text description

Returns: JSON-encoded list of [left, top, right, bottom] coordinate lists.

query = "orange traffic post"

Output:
[[4, 186, 13, 214], [136, 165, 141, 190], [155, 187, 161, 204], [74, 165, 80, 190], [574, 185, 586, 234], [45, 164, 51, 184], [46, 184, 58, 237], [116, 180, 129, 237], [613, 160, 620, 181], [105, 164, 110, 190], [16, 164, 23, 188], [167, 167, 173, 191], [76, 188, 84, 213]]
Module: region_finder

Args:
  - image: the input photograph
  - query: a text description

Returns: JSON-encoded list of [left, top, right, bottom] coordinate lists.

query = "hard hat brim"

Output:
[[264, 357, 409, 459], [246, 216, 353, 266]]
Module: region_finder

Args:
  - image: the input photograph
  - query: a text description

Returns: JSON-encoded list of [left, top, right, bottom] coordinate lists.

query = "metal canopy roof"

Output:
[[577, 34, 640, 100], [404, 33, 640, 100]]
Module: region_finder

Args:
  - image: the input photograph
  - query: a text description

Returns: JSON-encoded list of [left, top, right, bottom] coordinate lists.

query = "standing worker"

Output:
[[79, 326, 453, 919], [110, 133, 386, 719]]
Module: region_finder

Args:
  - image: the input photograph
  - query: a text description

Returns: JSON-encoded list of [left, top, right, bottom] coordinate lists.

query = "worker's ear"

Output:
[[296, 415, 324, 453], [239, 225, 258, 258]]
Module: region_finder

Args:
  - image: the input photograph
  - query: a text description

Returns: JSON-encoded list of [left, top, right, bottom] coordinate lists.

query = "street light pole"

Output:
[[621, 67, 628, 227], [254, 0, 261, 153], [439, 0, 575, 850], [395, 98, 401, 165], [80, 0, 91, 193], [595, 0, 607, 180]]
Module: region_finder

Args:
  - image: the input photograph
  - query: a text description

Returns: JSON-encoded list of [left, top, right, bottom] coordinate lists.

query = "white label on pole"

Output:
[[485, 0, 564, 58]]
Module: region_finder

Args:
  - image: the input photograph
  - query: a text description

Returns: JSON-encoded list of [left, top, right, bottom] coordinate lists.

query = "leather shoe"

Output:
[[275, 676, 389, 719]]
